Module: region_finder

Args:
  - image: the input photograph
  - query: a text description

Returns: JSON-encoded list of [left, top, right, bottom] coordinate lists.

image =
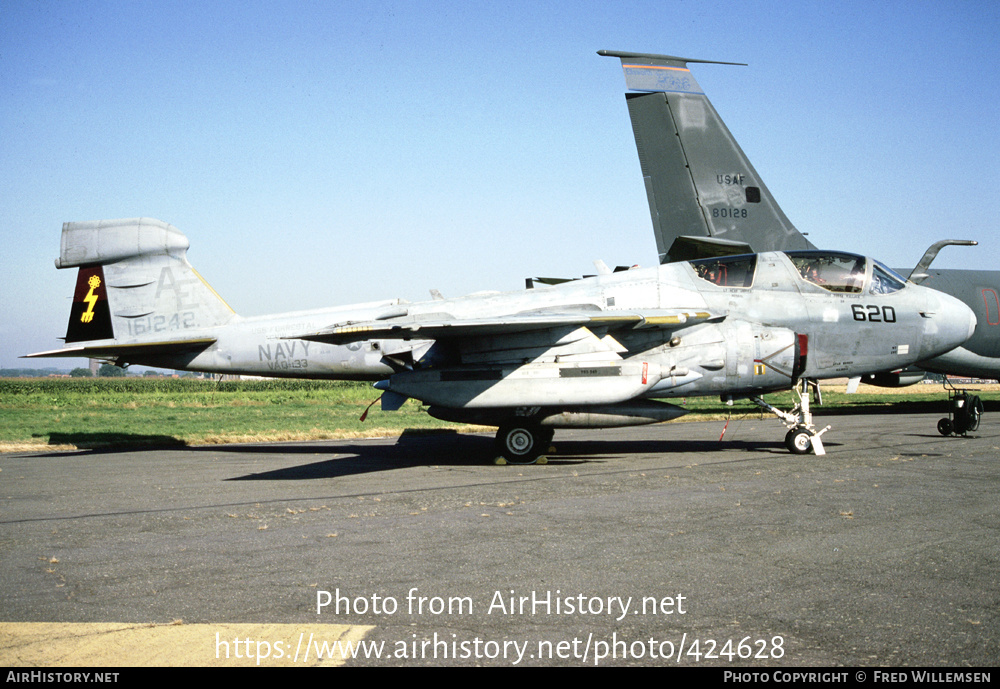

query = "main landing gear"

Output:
[[494, 423, 555, 465], [751, 379, 831, 455]]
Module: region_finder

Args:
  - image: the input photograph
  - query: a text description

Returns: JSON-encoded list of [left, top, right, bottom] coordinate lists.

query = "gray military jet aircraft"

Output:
[[599, 49, 999, 383], [26, 216, 975, 461]]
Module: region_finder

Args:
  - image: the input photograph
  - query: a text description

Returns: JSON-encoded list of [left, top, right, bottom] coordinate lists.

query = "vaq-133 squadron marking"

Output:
[[25, 51, 980, 463]]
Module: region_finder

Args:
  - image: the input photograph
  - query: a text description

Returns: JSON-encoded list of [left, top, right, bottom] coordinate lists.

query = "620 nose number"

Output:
[[852, 304, 896, 323]]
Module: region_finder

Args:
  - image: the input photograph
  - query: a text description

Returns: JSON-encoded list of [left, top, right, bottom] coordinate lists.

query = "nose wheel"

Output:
[[784, 427, 814, 454]]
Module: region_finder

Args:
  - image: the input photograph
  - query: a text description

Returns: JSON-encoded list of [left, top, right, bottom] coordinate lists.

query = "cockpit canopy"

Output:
[[785, 251, 866, 293], [689, 254, 757, 288], [689, 251, 908, 294], [869, 260, 908, 294]]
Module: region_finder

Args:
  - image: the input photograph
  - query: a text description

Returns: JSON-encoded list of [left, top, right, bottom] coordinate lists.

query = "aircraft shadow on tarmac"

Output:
[[38, 431, 187, 455], [221, 429, 800, 481], [28, 427, 794, 470]]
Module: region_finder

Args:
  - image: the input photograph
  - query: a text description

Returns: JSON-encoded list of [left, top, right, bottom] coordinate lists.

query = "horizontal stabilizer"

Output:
[[23, 338, 216, 361], [597, 51, 746, 93]]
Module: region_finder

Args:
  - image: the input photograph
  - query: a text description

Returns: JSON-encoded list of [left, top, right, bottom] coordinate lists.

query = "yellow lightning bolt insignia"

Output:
[[81, 275, 101, 323]]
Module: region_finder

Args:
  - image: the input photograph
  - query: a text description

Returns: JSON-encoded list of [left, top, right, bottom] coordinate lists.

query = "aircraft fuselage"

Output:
[[113, 252, 975, 408]]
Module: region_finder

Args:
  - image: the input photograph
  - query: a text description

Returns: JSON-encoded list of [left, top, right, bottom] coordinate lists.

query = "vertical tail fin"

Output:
[[66, 266, 114, 342], [599, 50, 816, 263], [56, 218, 236, 344]]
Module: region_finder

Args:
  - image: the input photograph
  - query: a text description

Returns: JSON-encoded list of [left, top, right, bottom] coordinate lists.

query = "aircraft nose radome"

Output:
[[966, 307, 978, 341], [940, 292, 977, 349]]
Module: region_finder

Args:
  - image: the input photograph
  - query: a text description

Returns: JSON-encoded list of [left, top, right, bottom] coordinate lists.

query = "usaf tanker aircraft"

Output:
[[600, 49, 999, 384], [26, 216, 974, 461]]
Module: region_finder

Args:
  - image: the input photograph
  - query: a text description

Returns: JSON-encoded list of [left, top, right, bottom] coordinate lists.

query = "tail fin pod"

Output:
[[56, 218, 235, 343], [599, 50, 816, 263]]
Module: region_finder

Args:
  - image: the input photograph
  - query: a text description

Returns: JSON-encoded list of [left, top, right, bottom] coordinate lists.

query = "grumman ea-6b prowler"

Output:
[[26, 217, 975, 462], [25, 58, 977, 464]]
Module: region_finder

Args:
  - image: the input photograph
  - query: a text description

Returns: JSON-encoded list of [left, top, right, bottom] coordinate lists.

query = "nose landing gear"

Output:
[[752, 379, 831, 455]]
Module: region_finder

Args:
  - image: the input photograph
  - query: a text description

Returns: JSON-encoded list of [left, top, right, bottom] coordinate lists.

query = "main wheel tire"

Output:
[[496, 424, 544, 465], [785, 427, 813, 454]]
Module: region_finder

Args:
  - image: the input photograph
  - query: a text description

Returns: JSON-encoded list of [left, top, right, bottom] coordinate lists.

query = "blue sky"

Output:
[[2, 0, 998, 369]]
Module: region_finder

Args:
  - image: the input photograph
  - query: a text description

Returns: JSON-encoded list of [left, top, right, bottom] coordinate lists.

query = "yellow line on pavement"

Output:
[[0, 622, 376, 667]]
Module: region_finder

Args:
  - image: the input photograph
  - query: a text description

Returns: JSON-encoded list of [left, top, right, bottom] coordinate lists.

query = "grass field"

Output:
[[1, 378, 995, 453]]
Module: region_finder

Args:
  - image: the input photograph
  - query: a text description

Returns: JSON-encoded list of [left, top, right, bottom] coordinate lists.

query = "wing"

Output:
[[289, 309, 723, 401], [298, 309, 719, 409], [290, 309, 719, 346]]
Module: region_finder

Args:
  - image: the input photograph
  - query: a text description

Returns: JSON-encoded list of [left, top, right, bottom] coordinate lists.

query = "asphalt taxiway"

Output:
[[1, 413, 997, 666]]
